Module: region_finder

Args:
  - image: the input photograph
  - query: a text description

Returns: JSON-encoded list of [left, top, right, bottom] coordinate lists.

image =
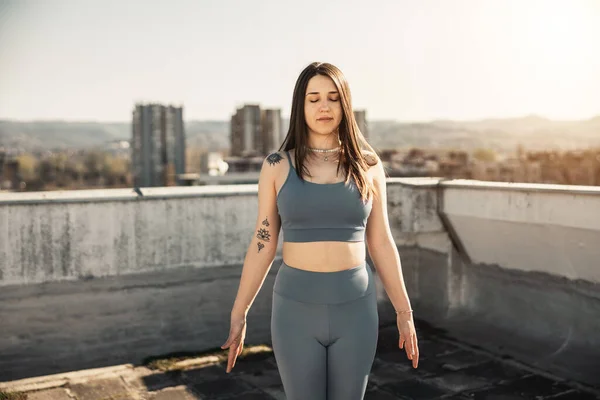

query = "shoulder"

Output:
[[263, 151, 287, 167], [362, 150, 380, 167], [258, 151, 287, 194], [361, 150, 386, 184], [259, 151, 287, 182]]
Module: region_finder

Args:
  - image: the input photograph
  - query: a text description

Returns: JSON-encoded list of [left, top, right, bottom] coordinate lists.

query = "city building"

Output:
[[131, 103, 186, 187], [0, 150, 21, 191], [262, 108, 283, 154], [230, 104, 283, 158], [354, 109, 368, 139]]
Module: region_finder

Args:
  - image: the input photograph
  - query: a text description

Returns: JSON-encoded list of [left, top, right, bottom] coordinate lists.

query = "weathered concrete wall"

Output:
[[0, 185, 394, 381], [1, 180, 599, 386], [0, 186, 265, 286], [386, 178, 600, 386], [0, 186, 271, 380], [441, 180, 600, 283], [0, 261, 275, 381]]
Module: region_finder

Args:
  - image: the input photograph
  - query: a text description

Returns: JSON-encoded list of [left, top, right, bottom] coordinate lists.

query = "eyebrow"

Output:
[[305, 91, 339, 96]]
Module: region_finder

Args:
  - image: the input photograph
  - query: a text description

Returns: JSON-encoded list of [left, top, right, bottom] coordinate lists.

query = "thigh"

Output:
[[271, 291, 328, 400], [327, 291, 379, 400]]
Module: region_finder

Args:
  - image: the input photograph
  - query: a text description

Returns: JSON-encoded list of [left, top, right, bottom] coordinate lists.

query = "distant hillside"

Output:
[[0, 121, 131, 151], [1, 115, 599, 153], [0, 120, 230, 152], [368, 115, 600, 152]]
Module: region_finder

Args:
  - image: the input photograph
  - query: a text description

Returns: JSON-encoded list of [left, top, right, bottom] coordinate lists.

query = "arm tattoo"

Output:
[[257, 217, 270, 253], [256, 228, 271, 242], [266, 153, 283, 166]]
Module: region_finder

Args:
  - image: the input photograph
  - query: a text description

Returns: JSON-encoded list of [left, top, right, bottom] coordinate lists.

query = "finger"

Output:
[[398, 335, 405, 349], [221, 337, 230, 349], [405, 337, 413, 360], [223, 332, 237, 349], [231, 348, 239, 369], [226, 348, 232, 372], [226, 344, 237, 373], [412, 345, 419, 368], [413, 348, 420, 369], [411, 336, 419, 368]]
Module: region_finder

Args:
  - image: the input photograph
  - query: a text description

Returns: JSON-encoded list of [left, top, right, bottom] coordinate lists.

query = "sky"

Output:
[[0, 0, 599, 122]]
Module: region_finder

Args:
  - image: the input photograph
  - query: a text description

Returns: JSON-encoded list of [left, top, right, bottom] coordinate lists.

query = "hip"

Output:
[[273, 259, 375, 305]]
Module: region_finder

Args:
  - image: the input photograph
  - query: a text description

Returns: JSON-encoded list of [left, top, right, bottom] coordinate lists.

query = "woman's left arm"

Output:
[[365, 157, 419, 368]]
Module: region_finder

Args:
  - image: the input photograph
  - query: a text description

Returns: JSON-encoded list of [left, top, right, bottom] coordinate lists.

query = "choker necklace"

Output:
[[307, 146, 340, 161]]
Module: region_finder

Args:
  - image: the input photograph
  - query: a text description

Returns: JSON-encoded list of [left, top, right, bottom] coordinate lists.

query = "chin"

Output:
[[310, 127, 339, 136]]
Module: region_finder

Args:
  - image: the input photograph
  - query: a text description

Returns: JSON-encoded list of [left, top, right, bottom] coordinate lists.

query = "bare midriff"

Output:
[[282, 241, 366, 272]]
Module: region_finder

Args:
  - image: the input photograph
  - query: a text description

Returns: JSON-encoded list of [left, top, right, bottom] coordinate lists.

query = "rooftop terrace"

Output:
[[1, 178, 599, 399]]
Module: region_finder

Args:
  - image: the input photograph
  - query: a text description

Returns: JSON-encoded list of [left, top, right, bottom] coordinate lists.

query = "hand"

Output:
[[397, 313, 419, 368], [221, 315, 247, 373]]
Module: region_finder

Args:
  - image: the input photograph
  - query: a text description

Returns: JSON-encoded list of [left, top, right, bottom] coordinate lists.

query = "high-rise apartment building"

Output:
[[231, 104, 261, 157], [132, 103, 186, 187], [262, 109, 283, 154], [230, 104, 282, 157], [354, 109, 368, 139]]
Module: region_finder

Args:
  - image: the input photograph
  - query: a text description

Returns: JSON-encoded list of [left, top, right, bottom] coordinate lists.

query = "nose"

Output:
[[319, 99, 331, 111]]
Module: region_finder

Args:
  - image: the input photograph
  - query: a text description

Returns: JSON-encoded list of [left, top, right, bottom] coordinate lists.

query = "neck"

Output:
[[306, 131, 340, 150]]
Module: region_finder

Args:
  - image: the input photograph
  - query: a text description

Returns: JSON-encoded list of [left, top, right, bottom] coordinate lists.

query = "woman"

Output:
[[221, 62, 419, 399]]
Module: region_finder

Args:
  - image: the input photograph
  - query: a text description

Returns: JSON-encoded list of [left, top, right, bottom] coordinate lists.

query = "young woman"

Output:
[[221, 62, 419, 399]]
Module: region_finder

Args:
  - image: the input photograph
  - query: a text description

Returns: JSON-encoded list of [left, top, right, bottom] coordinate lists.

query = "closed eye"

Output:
[[310, 98, 339, 103]]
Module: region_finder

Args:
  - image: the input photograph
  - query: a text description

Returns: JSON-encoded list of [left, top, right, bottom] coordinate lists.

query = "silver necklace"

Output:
[[307, 146, 340, 161]]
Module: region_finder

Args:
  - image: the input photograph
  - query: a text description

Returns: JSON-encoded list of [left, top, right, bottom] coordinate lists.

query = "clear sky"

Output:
[[1, 0, 599, 122]]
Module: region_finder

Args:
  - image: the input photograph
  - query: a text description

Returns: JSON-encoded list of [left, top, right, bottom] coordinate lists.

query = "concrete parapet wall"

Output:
[[440, 179, 600, 283], [0, 186, 268, 286], [0, 262, 276, 381], [387, 178, 600, 386], [1, 179, 599, 386]]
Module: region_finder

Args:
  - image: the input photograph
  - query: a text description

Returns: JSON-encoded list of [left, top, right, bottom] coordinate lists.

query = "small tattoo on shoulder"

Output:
[[266, 153, 284, 166], [262, 217, 270, 226], [257, 242, 265, 252]]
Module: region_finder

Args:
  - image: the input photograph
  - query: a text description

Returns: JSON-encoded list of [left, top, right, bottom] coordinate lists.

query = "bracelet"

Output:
[[395, 309, 413, 314]]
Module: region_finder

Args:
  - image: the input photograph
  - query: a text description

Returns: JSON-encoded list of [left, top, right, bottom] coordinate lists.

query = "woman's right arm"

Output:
[[229, 151, 283, 320]]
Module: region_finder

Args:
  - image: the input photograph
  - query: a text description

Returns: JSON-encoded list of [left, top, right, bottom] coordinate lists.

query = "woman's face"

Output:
[[304, 74, 343, 136]]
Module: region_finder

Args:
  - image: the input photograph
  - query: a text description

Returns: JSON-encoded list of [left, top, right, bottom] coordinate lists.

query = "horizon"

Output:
[[1, 0, 599, 122], [1, 112, 599, 125]]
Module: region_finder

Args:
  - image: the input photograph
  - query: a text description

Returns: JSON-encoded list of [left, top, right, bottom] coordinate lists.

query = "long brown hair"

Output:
[[279, 62, 379, 203]]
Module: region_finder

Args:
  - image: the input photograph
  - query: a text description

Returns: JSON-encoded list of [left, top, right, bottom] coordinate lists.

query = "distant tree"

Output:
[[83, 150, 106, 182], [473, 148, 496, 162], [49, 153, 70, 187], [102, 155, 129, 186], [16, 153, 38, 182], [407, 147, 425, 159], [37, 159, 55, 184], [516, 143, 525, 160]]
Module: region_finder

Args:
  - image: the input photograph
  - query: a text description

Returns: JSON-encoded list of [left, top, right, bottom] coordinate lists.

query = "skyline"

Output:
[[1, 0, 599, 122]]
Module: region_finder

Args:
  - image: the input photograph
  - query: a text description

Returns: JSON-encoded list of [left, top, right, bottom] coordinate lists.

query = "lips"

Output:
[[317, 117, 333, 121]]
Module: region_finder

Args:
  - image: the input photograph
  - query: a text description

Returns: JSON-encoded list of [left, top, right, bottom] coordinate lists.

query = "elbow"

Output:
[[367, 233, 395, 257]]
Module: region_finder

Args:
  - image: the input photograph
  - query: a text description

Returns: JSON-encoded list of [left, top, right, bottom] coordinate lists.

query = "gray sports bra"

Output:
[[276, 150, 373, 243]]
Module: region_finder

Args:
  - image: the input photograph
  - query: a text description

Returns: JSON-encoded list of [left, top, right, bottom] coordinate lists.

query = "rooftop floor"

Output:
[[2, 320, 599, 400]]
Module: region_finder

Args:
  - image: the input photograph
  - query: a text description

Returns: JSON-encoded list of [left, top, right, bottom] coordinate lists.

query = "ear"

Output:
[[363, 151, 379, 167]]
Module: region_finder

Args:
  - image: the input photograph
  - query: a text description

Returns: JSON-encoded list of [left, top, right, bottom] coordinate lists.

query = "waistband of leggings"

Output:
[[273, 259, 374, 305]]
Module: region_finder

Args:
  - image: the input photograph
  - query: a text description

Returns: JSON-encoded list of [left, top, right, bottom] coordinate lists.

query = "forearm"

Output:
[[230, 240, 277, 318], [369, 238, 412, 312]]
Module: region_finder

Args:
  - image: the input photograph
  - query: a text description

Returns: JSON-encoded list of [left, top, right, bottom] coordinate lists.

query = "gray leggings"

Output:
[[271, 260, 379, 400]]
